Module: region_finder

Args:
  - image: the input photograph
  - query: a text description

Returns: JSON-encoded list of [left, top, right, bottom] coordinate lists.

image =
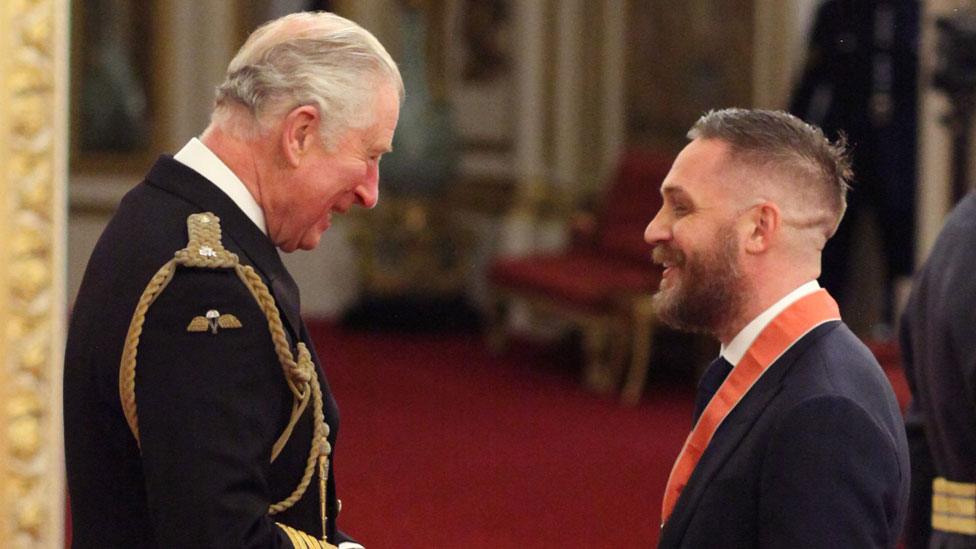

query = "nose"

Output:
[[644, 208, 670, 246], [355, 171, 380, 209]]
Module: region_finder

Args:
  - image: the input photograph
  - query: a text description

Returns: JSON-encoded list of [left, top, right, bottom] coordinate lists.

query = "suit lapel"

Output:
[[659, 321, 840, 547], [144, 156, 304, 341]]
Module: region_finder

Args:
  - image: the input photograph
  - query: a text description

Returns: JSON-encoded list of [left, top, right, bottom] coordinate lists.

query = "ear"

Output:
[[743, 202, 780, 254], [280, 105, 321, 168]]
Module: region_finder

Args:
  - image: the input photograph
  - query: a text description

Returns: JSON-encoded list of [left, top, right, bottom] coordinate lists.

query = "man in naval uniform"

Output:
[[64, 12, 401, 548], [899, 189, 976, 548], [645, 109, 909, 547]]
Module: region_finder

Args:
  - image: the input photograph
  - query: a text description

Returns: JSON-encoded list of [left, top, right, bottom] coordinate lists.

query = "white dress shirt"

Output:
[[175, 139, 364, 549], [721, 280, 822, 366], [174, 138, 267, 235]]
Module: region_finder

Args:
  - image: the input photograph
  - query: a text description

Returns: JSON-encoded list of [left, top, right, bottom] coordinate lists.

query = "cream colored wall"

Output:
[[753, 0, 819, 109], [917, 0, 970, 261]]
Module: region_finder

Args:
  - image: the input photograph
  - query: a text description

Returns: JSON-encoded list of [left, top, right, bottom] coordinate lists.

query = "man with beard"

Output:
[[647, 109, 909, 548]]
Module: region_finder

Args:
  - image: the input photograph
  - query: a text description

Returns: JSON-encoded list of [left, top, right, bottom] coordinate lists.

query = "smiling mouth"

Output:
[[652, 252, 676, 269], [661, 265, 678, 286], [652, 247, 683, 284]]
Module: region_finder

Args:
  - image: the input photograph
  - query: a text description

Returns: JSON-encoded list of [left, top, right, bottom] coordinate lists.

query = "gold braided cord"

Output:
[[319, 454, 329, 542], [237, 264, 310, 403], [119, 260, 178, 442], [268, 342, 332, 520], [118, 212, 333, 533]]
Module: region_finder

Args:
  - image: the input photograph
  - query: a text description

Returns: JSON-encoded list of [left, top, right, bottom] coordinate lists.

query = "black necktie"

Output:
[[271, 270, 303, 341], [693, 356, 734, 423]]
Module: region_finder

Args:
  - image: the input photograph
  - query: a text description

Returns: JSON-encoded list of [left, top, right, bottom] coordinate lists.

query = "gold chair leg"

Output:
[[582, 321, 613, 393], [621, 296, 656, 405], [485, 292, 509, 354], [582, 318, 629, 395]]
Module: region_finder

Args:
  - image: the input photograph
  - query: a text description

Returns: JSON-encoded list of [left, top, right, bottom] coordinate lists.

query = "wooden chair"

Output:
[[486, 148, 673, 403]]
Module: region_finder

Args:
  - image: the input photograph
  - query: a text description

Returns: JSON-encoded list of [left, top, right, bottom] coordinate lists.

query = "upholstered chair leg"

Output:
[[607, 316, 630, 386], [621, 296, 656, 405], [582, 320, 616, 394], [485, 292, 509, 354]]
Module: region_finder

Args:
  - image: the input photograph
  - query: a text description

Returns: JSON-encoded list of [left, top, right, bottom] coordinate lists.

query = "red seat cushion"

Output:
[[489, 250, 661, 314], [489, 148, 672, 317]]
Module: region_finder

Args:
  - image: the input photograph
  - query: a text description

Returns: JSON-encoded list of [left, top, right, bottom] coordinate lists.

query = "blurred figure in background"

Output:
[[790, 0, 920, 335]]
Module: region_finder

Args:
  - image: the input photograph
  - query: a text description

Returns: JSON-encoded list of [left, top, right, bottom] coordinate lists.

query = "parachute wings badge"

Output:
[[187, 309, 242, 334]]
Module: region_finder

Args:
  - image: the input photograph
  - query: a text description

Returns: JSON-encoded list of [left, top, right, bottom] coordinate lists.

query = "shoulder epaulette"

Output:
[[118, 212, 334, 541]]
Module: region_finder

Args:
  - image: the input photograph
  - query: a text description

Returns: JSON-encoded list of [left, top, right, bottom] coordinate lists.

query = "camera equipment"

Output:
[[934, 11, 976, 95], [934, 9, 976, 203]]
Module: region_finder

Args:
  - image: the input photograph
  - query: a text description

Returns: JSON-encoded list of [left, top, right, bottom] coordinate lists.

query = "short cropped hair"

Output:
[[213, 11, 403, 146], [688, 108, 852, 240]]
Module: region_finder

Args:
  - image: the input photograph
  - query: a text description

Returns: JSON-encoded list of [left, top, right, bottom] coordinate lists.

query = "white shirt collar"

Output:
[[721, 280, 821, 366], [173, 138, 267, 235]]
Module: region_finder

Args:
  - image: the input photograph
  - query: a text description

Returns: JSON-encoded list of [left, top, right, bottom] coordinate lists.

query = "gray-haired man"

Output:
[[65, 12, 401, 548]]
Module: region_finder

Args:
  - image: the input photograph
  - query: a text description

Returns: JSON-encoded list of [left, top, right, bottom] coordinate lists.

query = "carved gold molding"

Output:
[[0, 0, 68, 547]]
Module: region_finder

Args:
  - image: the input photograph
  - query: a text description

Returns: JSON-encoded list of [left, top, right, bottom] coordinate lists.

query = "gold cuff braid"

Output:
[[932, 477, 976, 536], [118, 213, 335, 540], [276, 522, 339, 549]]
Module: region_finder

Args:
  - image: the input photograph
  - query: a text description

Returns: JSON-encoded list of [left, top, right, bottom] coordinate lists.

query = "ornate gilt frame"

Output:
[[0, 0, 68, 547]]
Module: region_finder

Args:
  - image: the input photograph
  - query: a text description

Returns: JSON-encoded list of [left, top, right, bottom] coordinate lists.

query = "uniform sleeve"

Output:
[[758, 396, 904, 548], [134, 267, 296, 548], [949, 282, 976, 413], [899, 311, 934, 549]]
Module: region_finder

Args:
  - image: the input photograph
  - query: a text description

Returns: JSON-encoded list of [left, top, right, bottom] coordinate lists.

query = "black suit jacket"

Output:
[[899, 192, 976, 549], [64, 156, 354, 547], [659, 321, 910, 548]]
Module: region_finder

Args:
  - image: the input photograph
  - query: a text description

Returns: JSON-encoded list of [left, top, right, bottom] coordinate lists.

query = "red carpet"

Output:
[[308, 321, 694, 548], [63, 324, 909, 548], [309, 321, 912, 548], [61, 321, 909, 548]]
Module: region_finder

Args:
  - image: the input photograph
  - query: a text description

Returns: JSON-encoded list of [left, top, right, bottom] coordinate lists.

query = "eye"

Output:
[[671, 202, 691, 217]]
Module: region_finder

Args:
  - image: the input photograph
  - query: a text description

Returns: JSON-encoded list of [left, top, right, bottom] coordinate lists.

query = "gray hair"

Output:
[[688, 108, 852, 240], [213, 11, 403, 146]]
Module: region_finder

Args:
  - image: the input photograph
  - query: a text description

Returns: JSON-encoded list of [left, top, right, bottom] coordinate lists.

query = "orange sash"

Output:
[[660, 289, 840, 526]]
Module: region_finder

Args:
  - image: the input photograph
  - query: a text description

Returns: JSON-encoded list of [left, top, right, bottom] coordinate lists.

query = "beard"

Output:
[[651, 228, 747, 335]]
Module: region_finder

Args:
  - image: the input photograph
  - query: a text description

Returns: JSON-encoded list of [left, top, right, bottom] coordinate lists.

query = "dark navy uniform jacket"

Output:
[[64, 156, 354, 547], [659, 321, 910, 548], [900, 192, 976, 549]]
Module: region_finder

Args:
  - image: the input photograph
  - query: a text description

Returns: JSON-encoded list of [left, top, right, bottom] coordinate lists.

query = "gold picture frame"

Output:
[[69, 0, 164, 174], [0, 0, 69, 547]]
